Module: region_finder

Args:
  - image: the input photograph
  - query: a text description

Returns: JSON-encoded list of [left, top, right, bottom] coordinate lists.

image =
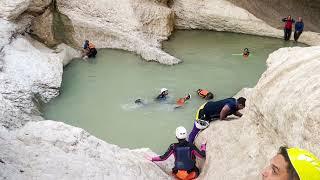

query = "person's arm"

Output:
[[152, 144, 174, 161], [301, 23, 304, 31], [190, 143, 206, 158], [233, 111, 243, 117], [219, 105, 231, 120], [282, 18, 287, 22]]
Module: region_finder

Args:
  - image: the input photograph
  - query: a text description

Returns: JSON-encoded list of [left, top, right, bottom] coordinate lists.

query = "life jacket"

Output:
[[88, 42, 95, 49], [197, 89, 208, 98], [175, 170, 197, 180], [284, 19, 294, 30], [176, 98, 186, 106], [174, 146, 194, 171]]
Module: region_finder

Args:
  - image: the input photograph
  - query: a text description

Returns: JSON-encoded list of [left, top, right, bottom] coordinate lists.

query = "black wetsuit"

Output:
[[154, 139, 205, 174], [155, 94, 167, 101]]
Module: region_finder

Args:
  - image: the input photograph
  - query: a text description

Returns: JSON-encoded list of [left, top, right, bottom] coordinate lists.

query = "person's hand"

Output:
[[201, 142, 206, 151]]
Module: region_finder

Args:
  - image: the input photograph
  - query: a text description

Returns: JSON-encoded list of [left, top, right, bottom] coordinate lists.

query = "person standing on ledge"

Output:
[[149, 126, 206, 180], [294, 17, 304, 42], [282, 15, 295, 41], [261, 146, 320, 180], [188, 97, 246, 143]]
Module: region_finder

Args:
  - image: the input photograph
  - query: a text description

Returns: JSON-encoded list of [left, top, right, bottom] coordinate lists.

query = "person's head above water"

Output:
[[261, 146, 320, 180], [176, 126, 187, 140], [185, 93, 191, 100], [160, 88, 168, 96], [237, 97, 246, 110], [244, 48, 249, 52]]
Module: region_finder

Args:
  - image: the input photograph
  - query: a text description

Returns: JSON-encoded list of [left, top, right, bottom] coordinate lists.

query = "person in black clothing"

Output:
[[282, 15, 295, 41], [294, 17, 304, 42], [150, 126, 206, 180], [155, 88, 169, 101]]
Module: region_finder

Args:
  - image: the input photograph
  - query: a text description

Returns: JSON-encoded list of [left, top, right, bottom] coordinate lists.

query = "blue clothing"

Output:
[[295, 22, 304, 32], [83, 42, 89, 49], [200, 98, 237, 122]]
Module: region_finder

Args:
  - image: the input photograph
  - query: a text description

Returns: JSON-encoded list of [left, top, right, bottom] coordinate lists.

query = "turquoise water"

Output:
[[43, 30, 305, 153]]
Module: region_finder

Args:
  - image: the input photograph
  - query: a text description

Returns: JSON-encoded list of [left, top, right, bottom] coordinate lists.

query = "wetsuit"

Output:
[[87, 48, 97, 58], [188, 98, 238, 143], [282, 18, 295, 41], [155, 94, 167, 101], [152, 139, 205, 177], [294, 21, 304, 42]]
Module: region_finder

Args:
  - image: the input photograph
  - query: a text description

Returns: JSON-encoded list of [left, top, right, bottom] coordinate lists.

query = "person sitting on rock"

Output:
[[81, 40, 97, 59], [155, 88, 169, 101], [149, 126, 206, 180], [175, 93, 191, 108], [261, 146, 320, 180], [197, 89, 214, 100], [188, 97, 246, 143]]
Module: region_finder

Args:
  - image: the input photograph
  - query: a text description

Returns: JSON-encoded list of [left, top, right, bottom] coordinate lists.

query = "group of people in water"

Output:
[[143, 88, 319, 180], [282, 15, 304, 42]]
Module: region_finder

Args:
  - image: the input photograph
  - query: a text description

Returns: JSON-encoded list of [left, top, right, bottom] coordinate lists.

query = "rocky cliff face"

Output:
[[171, 0, 320, 46], [227, 0, 320, 32], [1, 0, 319, 179]]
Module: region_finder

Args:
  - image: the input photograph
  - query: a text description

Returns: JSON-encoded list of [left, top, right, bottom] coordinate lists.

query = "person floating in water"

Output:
[[197, 89, 214, 100], [243, 48, 250, 58], [188, 97, 246, 143], [282, 15, 295, 41], [155, 88, 169, 101], [175, 93, 191, 108], [149, 126, 206, 180], [81, 40, 97, 59]]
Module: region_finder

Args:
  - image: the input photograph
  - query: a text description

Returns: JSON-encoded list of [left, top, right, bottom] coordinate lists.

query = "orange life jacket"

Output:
[[88, 42, 95, 49], [197, 89, 209, 98], [174, 170, 197, 180], [176, 98, 186, 106]]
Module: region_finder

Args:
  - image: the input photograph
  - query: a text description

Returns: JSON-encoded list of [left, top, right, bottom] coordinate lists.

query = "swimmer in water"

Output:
[[243, 48, 250, 58], [175, 93, 191, 108], [155, 88, 169, 101]]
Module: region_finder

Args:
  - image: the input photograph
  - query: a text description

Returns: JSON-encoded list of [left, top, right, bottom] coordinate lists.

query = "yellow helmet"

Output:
[[287, 148, 320, 180]]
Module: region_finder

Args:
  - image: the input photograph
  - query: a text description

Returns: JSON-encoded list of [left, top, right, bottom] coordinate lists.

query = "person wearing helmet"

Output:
[[188, 97, 246, 143], [150, 126, 206, 180], [243, 48, 250, 57], [197, 89, 214, 100], [261, 146, 320, 180], [155, 88, 169, 101], [175, 93, 191, 108]]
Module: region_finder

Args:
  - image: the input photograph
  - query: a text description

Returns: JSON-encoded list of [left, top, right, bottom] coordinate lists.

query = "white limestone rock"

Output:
[[195, 46, 320, 180], [0, 37, 77, 128], [55, 0, 180, 65], [0, 120, 172, 180], [171, 0, 320, 46], [0, 0, 31, 20]]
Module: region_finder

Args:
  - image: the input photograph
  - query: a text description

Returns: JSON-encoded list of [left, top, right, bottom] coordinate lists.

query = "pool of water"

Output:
[[43, 30, 305, 153]]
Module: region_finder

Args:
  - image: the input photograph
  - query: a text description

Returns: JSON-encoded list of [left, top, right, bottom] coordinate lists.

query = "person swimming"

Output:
[[197, 89, 214, 100], [175, 93, 191, 108], [155, 88, 169, 101], [243, 48, 250, 57]]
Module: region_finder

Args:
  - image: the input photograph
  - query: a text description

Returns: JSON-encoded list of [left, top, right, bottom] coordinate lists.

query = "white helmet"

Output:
[[176, 126, 187, 139], [195, 120, 209, 129], [160, 88, 168, 94]]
